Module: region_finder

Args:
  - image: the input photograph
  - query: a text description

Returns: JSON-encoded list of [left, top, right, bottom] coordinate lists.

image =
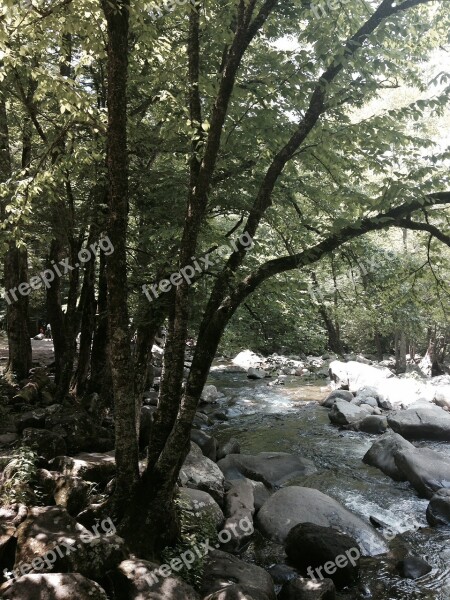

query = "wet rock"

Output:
[[394, 447, 450, 498], [217, 438, 240, 460], [201, 550, 276, 600], [278, 577, 336, 600], [179, 488, 224, 529], [14, 506, 126, 581], [255, 486, 387, 556], [358, 416, 388, 434], [362, 433, 414, 481], [217, 452, 316, 488], [426, 488, 450, 526], [285, 522, 360, 589], [397, 556, 432, 579], [112, 558, 200, 600], [21, 428, 67, 461], [387, 406, 450, 441], [180, 442, 225, 504], [190, 429, 218, 462], [321, 390, 353, 408], [328, 401, 369, 426], [0, 573, 108, 599]]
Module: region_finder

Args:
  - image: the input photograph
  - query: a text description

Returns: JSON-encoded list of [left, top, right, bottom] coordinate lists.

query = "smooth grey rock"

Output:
[[387, 406, 450, 441], [394, 447, 450, 498], [426, 488, 450, 526], [321, 390, 353, 408], [362, 433, 415, 481], [328, 401, 369, 425], [358, 416, 388, 434], [180, 442, 225, 504]]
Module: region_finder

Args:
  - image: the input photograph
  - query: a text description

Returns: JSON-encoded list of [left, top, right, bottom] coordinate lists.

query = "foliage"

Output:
[[0, 446, 38, 506]]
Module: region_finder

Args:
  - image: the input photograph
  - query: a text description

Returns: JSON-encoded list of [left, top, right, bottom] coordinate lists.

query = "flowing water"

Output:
[[206, 363, 450, 600]]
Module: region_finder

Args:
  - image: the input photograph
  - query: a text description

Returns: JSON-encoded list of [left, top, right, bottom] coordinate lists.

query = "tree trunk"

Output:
[[1, 90, 32, 381], [101, 0, 139, 505]]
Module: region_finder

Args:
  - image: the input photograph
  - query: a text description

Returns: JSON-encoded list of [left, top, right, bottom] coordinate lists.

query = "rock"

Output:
[[329, 361, 393, 392], [217, 452, 316, 488], [247, 367, 267, 380], [21, 428, 67, 461], [232, 350, 264, 370], [358, 415, 388, 434], [278, 577, 336, 600], [179, 488, 224, 529], [321, 390, 353, 408], [255, 486, 387, 556], [201, 385, 223, 403], [112, 558, 200, 600], [266, 564, 299, 585], [54, 475, 91, 516], [15, 409, 47, 434], [0, 573, 108, 599], [359, 403, 377, 415], [201, 550, 276, 600], [328, 401, 368, 426], [217, 438, 240, 460], [14, 506, 126, 581], [45, 407, 113, 453], [0, 433, 18, 446], [222, 479, 254, 550], [50, 452, 116, 485], [362, 433, 414, 481], [397, 556, 432, 579], [394, 446, 450, 498], [426, 488, 450, 526], [180, 442, 225, 504], [434, 386, 450, 410], [250, 480, 271, 511], [285, 522, 360, 589], [387, 406, 450, 441], [190, 429, 218, 462], [360, 396, 378, 408]]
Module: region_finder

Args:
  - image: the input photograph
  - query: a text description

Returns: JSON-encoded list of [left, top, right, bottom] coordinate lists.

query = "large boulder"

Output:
[[362, 433, 415, 481], [328, 401, 369, 426], [201, 550, 276, 600], [14, 506, 126, 581], [434, 386, 450, 410], [321, 390, 353, 408], [180, 443, 225, 504], [21, 428, 67, 461], [0, 573, 108, 599], [329, 361, 393, 392], [285, 523, 360, 589], [387, 406, 450, 441], [178, 488, 224, 529], [255, 486, 387, 556], [232, 350, 264, 370], [426, 488, 450, 526], [112, 558, 200, 600], [217, 452, 316, 488], [394, 447, 450, 498], [358, 415, 388, 434], [49, 452, 116, 485]]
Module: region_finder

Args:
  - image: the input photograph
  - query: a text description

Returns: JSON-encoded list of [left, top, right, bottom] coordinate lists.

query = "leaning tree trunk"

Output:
[[1, 90, 32, 381], [101, 0, 139, 507]]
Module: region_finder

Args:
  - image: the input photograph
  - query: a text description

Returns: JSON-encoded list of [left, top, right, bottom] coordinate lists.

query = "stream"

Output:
[[205, 362, 450, 600]]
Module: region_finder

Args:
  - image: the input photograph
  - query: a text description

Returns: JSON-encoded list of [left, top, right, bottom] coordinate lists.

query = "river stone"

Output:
[[394, 447, 450, 498], [358, 415, 388, 434], [247, 367, 267, 379], [362, 433, 414, 481], [112, 559, 200, 599], [426, 488, 450, 526], [321, 390, 353, 408], [255, 486, 387, 556], [201, 550, 276, 600], [14, 506, 126, 581], [328, 401, 369, 426], [0, 573, 108, 599], [179, 487, 224, 529], [285, 522, 360, 589], [217, 452, 316, 488], [433, 386, 450, 410], [180, 442, 225, 504], [387, 406, 450, 441], [278, 577, 336, 600], [397, 556, 432, 579]]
